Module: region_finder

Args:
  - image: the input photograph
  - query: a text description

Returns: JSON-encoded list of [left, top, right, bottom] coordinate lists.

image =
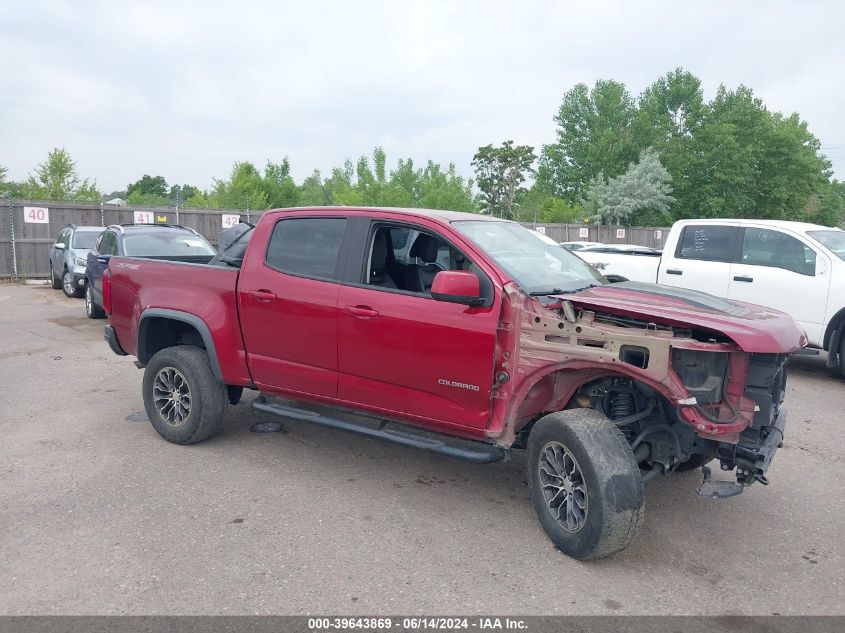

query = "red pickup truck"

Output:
[[103, 207, 805, 559]]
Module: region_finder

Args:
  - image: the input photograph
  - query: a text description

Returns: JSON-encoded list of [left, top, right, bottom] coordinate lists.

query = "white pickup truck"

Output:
[[575, 219, 845, 376]]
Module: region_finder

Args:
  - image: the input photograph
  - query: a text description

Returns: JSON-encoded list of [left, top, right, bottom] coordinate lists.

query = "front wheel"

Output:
[[142, 345, 227, 444], [85, 285, 105, 319], [62, 270, 83, 298], [527, 408, 644, 560]]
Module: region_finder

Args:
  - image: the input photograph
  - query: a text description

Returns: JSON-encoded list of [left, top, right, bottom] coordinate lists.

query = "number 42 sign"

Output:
[[24, 206, 49, 224]]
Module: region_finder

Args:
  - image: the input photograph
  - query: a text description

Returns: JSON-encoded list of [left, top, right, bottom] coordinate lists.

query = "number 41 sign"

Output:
[[24, 206, 49, 224]]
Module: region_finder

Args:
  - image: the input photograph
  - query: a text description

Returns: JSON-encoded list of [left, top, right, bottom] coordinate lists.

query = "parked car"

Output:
[[574, 219, 845, 377], [85, 224, 217, 319], [561, 240, 602, 251], [100, 207, 804, 560], [49, 225, 103, 298], [576, 243, 663, 284]]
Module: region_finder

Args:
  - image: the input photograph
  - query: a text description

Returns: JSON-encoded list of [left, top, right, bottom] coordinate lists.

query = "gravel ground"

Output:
[[1, 282, 843, 615]]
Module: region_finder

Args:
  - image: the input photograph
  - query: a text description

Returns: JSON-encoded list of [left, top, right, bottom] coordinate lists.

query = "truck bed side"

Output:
[[107, 258, 252, 386]]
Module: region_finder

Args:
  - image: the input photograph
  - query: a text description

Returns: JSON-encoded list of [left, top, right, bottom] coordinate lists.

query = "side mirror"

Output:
[[53, 243, 66, 250], [96, 255, 112, 265], [431, 271, 484, 306]]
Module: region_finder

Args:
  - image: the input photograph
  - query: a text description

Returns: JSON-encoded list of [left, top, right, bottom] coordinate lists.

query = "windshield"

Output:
[[123, 231, 217, 257], [807, 230, 845, 261], [71, 230, 100, 249], [453, 220, 605, 294]]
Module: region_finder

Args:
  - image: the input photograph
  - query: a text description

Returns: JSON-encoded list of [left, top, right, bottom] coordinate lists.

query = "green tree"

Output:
[[169, 184, 200, 203], [263, 158, 300, 208], [586, 148, 675, 225], [472, 141, 536, 218], [519, 185, 583, 223], [0, 164, 7, 196], [681, 85, 829, 220], [538, 80, 638, 203], [127, 175, 168, 198], [803, 180, 845, 227], [415, 161, 477, 212], [211, 161, 269, 210], [310, 148, 477, 212], [298, 170, 333, 206], [20, 148, 100, 201]]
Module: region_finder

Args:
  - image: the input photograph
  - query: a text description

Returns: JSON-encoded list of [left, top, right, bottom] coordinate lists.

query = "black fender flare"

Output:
[[137, 308, 223, 382]]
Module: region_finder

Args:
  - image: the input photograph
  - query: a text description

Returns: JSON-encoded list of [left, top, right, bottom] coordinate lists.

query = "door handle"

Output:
[[733, 275, 754, 283], [248, 289, 278, 302], [666, 268, 683, 275], [345, 305, 379, 318]]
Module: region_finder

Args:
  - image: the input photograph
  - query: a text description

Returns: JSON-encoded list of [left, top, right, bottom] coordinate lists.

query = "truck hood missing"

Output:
[[560, 281, 807, 354]]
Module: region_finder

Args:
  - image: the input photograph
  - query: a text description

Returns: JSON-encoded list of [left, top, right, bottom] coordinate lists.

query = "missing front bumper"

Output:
[[698, 406, 786, 498]]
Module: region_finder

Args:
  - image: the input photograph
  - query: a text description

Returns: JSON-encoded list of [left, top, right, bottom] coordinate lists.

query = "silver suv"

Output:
[[49, 225, 103, 298]]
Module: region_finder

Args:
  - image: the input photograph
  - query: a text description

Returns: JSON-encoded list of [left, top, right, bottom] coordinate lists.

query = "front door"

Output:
[[238, 216, 348, 397], [728, 226, 830, 344], [336, 221, 499, 431]]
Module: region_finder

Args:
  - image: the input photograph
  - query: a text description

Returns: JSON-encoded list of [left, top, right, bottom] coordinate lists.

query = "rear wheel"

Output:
[[50, 265, 62, 289], [85, 285, 105, 319], [62, 270, 82, 298], [527, 408, 644, 560], [142, 345, 227, 444]]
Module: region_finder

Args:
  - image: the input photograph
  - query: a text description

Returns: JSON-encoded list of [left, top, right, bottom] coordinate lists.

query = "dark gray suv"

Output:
[[49, 225, 103, 298]]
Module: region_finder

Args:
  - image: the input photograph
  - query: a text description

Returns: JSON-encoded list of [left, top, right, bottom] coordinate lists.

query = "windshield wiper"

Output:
[[529, 283, 599, 297]]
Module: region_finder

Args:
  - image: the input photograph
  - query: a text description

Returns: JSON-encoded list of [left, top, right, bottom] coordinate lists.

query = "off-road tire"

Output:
[[674, 453, 713, 472], [62, 270, 83, 298], [527, 408, 644, 560], [142, 345, 226, 445], [85, 285, 105, 319], [50, 265, 62, 289]]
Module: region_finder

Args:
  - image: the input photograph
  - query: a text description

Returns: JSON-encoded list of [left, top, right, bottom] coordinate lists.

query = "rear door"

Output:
[[238, 216, 349, 397], [336, 218, 500, 431], [657, 223, 739, 297], [729, 226, 830, 344]]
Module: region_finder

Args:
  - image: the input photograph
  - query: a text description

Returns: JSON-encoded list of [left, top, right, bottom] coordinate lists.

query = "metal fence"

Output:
[[0, 198, 670, 278]]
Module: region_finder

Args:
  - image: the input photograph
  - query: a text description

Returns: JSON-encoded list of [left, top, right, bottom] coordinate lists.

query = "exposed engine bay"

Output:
[[497, 284, 792, 496]]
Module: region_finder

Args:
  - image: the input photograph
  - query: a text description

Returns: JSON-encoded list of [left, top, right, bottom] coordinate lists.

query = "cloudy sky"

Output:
[[1, 0, 843, 193]]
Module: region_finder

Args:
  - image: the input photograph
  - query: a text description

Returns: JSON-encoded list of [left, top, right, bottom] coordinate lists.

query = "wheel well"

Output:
[[138, 317, 207, 365], [823, 307, 845, 350]]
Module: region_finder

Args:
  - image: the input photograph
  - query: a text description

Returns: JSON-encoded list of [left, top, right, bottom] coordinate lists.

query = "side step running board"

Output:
[[252, 395, 506, 464]]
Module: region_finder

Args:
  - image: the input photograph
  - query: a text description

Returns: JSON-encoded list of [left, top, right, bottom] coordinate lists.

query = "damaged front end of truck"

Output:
[[488, 280, 805, 497]]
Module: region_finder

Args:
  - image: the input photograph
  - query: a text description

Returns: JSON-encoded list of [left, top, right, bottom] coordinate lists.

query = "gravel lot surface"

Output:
[[1, 282, 843, 615]]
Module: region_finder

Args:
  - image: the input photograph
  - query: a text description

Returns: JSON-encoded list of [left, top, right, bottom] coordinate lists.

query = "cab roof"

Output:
[[267, 206, 509, 224]]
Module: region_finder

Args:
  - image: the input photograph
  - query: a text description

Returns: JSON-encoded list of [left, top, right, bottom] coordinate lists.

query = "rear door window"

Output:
[[676, 225, 738, 262], [265, 217, 347, 281]]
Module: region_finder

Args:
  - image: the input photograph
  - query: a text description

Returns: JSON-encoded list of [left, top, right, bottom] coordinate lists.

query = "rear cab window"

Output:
[[675, 225, 739, 262], [264, 217, 347, 281]]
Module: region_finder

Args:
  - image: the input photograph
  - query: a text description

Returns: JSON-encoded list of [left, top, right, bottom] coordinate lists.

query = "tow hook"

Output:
[[697, 466, 745, 499]]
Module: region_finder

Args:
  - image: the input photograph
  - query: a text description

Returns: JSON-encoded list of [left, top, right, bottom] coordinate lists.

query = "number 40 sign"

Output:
[[24, 206, 49, 224]]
